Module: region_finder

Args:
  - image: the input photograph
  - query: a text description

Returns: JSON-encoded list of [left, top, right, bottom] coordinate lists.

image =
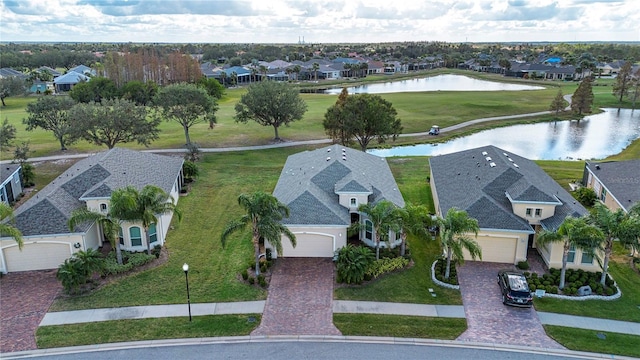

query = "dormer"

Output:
[[335, 176, 372, 211], [505, 179, 562, 224]]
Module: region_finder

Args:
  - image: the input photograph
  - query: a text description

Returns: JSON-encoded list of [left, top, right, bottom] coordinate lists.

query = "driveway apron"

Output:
[[251, 258, 341, 336], [455, 262, 563, 349], [0, 270, 61, 353]]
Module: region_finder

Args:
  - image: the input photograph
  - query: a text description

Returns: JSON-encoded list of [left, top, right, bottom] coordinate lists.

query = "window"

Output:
[[567, 245, 576, 263], [100, 203, 108, 212], [129, 227, 142, 247], [350, 198, 357, 207], [600, 188, 607, 202], [526, 208, 532, 216], [365, 220, 373, 241], [118, 227, 124, 245], [581, 252, 594, 265], [149, 223, 157, 243], [535, 209, 542, 217]]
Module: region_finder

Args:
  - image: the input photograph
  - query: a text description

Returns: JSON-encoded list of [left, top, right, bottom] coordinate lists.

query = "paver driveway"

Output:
[[251, 258, 341, 336], [0, 270, 61, 353], [456, 261, 563, 349]]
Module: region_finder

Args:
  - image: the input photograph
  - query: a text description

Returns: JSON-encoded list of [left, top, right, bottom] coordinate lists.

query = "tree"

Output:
[[69, 77, 118, 103], [234, 80, 308, 141], [536, 216, 603, 289], [120, 80, 158, 106], [357, 200, 402, 260], [437, 208, 481, 279], [498, 58, 511, 74], [68, 206, 124, 265], [323, 88, 352, 146], [221, 191, 296, 276], [24, 96, 77, 151], [312, 62, 320, 81], [397, 203, 432, 257], [576, 52, 596, 79], [67, 99, 161, 149], [323, 93, 402, 151], [588, 203, 640, 285], [0, 202, 23, 250], [613, 61, 633, 103], [196, 76, 225, 99], [110, 185, 182, 255], [0, 118, 16, 152], [571, 77, 594, 116], [629, 67, 640, 109], [335, 244, 375, 284], [153, 83, 218, 146], [549, 89, 566, 117], [0, 76, 26, 107]]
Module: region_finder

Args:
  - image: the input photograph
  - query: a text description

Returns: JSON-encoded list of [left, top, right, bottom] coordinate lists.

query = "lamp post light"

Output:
[[182, 263, 192, 322]]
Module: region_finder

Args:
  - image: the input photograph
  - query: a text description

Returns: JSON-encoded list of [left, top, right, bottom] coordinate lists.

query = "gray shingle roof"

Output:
[[13, 148, 183, 236], [2, 164, 21, 184], [430, 145, 587, 232], [273, 144, 404, 226], [585, 159, 640, 212]]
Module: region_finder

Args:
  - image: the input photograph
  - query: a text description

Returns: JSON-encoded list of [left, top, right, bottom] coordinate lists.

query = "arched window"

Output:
[[350, 198, 357, 207], [118, 227, 124, 246], [365, 220, 373, 241], [100, 203, 108, 212], [149, 223, 157, 243], [129, 226, 142, 247]]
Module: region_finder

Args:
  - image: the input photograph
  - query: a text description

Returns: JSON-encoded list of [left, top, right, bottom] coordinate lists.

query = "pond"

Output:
[[323, 74, 544, 94], [368, 108, 640, 160]]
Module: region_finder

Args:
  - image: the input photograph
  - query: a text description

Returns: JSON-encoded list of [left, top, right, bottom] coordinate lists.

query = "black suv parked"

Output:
[[497, 270, 533, 308]]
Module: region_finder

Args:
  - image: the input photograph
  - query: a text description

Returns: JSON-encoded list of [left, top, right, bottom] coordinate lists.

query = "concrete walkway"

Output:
[[39, 301, 639, 337]]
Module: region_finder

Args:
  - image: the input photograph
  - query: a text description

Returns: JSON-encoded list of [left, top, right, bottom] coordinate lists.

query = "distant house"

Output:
[[0, 148, 184, 273], [68, 64, 96, 76], [0, 68, 26, 80], [430, 145, 597, 270], [53, 71, 89, 93], [582, 160, 640, 213], [0, 164, 22, 206], [270, 145, 405, 258]]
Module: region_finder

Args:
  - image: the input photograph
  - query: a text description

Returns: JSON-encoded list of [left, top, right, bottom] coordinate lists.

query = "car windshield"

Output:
[[507, 274, 530, 292]]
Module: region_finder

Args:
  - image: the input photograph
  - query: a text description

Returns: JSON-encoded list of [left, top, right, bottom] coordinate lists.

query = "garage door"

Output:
[[466, 236, 517, 264], [280, 233, 334, 258], [4, 242, 72, 272]]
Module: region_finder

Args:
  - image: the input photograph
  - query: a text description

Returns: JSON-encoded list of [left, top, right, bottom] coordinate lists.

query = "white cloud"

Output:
[[0, 0, 638, 43]]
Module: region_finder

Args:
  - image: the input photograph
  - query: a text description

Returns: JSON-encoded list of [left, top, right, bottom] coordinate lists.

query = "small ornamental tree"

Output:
[[549, 89, 566, 117], [571, 77, 594, 116]]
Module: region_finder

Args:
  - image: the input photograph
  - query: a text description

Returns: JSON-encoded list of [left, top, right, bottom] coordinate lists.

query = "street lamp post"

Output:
[[182, 263, 192, 322]]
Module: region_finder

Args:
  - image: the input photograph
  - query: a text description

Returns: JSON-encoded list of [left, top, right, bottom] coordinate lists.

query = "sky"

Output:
[[0, 0, 638, 44]]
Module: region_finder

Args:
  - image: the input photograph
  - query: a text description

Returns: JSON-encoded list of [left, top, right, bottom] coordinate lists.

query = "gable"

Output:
[[61, 165, 110, 199], [285, 191, 348, 225], [311, 161, 351, 193]]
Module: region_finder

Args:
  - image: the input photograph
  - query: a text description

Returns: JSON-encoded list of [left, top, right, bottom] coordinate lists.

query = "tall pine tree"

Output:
[[549, 89, 566, 117], [571, 77, 594, 116], [613, 61, 632, 103]]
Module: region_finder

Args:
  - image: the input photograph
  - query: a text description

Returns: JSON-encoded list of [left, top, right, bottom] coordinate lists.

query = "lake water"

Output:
[[323, 74, 544, 94], [369, 108, 640, 160]]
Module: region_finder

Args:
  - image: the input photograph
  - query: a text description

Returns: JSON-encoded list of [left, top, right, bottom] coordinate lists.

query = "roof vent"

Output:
[[490, 162, 496, 167], [508, 158, 513, 162], [595, 164, 600, 170], [485, 157, 492, 161], [342, 156, 347, 161], [482, 151, 488, 156], [327, 148, 331, 152], [514, 163, 519, 168], [503, 152, 508, 156], [326, 157, 331, 161]]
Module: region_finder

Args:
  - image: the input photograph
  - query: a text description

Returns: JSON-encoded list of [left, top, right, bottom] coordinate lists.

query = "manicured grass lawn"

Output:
[[535, 160, 585, 190], [544, 325, 640, 359], [36, 314, 260, 349], [334, 314, 466, 339]]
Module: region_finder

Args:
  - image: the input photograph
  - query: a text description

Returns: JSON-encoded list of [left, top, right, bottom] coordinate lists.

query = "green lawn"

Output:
[[544, 325, 640, 358], [36, 314, 260, 349], [334, 314, 466, 339]]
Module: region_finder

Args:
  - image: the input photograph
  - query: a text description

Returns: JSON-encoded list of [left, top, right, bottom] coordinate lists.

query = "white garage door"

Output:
[[466, 236, 517, 264], [4, 242, 72, 272], [280, 233, 335, 258]]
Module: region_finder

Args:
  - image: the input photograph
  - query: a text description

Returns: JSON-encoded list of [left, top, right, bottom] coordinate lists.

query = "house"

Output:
[[582, 160, 640, 213], [0, 148, 184, 273], [0, 68, 26, 80], [1, 164, 22, 206], [270, 144, 405, 258], [68, 64, 96, 76], [430, 145, 597, 270], [53, 71, 89, 93]]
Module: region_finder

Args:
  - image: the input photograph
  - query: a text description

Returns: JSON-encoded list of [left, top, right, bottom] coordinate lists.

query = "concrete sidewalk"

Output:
[[40, 301, 640, 337]]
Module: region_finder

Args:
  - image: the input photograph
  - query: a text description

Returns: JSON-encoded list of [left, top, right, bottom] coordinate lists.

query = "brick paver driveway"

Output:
[[456, 262, 563, 349], [251, 258, 341, 336], [0, 270, 61, 353]]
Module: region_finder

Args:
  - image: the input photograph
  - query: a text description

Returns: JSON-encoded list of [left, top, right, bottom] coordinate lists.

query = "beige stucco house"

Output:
[[582, 159, 640, 213], [270, 144, 405, 258], [430, 145, 599, 271], [0, 148, 183, 273]]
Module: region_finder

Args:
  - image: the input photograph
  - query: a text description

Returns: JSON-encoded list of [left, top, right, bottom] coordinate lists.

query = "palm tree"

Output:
[[221, 191, 296, 276], [219, 71, 227, 87], [358, 200, 402, 260], [397, 203, 432, 257], [110, 185, 182, 255], [438, 208, 481, 279], [312, 62, 320, 81], [0, 202, 23, 250], [68, 207, 123, 265], [537, 216, 604, 289]]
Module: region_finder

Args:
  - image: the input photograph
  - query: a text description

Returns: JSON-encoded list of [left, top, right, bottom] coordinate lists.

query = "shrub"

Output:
[[550, 286, 558, 294], [365, 257, 409, 279], [127, 252, 155, 267], [336, 244, 375, 284], [266, 248, 273, 261], [516, 261, 530, 270], [529, 284, 537, 292], [575, 187, 597, 207], [151, 244, 162, 258], [543, 281, 551, 286], [260, 263, 267, 274], [182, 160, 200, 182], [248, 276, 255, 285], [241, 269, 249, 280], [523, 271, 530, 277], [605, 287, 614, 296]]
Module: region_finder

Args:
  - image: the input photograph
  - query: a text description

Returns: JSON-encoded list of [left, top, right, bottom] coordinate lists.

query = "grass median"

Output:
[[543, 325, 640, 358]]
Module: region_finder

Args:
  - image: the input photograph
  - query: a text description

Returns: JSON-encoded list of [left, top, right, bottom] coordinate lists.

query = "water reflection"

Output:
[[369, 108, 640, 160], [324, 74, 544, 94]]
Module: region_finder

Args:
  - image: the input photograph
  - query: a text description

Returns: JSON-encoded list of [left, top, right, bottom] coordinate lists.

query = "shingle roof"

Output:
[[1, 164, 21, 185], [430, 145, 587, 232], [13, 148, 183, 236], [585, 159, 640, 212], [273, 144, 404, 226], [53, 71, 89, 84]]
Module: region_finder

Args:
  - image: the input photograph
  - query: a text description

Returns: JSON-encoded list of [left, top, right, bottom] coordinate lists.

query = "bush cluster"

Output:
[[336, 244, 410, 285], [101, 251, 156, 277], [243, 257, 273, 288], [525, 268, 617, 296], [365, 257, 409, 280], [433, 259, 458, 285]]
